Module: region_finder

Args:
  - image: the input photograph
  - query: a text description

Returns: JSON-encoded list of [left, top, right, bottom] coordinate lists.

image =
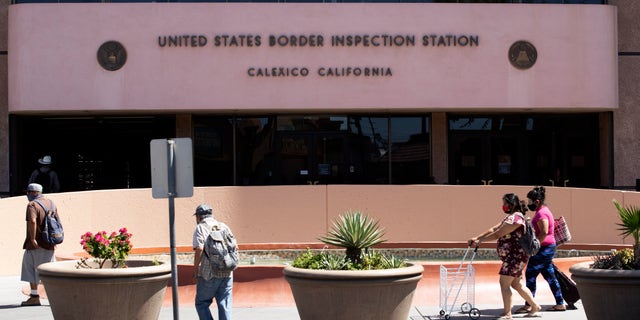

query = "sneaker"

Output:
[[21, 295, 40, 306]]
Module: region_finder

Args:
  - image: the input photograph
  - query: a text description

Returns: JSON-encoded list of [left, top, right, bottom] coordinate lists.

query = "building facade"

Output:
[[2, 0, 639, 196]]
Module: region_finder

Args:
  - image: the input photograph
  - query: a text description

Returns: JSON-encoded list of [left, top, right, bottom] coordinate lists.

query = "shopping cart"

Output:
[[438, 245, 481, 320]]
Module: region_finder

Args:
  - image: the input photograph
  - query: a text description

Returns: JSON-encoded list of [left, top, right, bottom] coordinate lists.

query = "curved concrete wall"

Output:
[[3, 185, 639, 276]]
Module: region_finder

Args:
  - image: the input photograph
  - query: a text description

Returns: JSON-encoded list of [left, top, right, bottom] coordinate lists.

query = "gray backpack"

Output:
[[203, 223, 239, 272], [515, 212, 540, 256], [34, 199, 64, 245]]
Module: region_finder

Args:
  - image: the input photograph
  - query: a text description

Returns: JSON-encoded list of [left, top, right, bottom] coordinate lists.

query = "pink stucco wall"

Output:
[[8, 3, 617, 113], [2, 185, 638, 276]]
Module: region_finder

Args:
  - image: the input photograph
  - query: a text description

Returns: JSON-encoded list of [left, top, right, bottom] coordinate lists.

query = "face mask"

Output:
[[502, 205, 511, 213], [527, 202, 538, 211], [27, 194, 38, 201]]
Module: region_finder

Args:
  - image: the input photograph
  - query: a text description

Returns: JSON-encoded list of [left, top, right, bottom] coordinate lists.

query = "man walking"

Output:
[[28, 155, 61, 193], [20, 183, 58, 306], [192, 204, 237, 320]]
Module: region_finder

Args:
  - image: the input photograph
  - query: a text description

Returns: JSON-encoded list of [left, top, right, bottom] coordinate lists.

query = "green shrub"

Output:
[[291, 248, 407, 270], [592, 249, 638, 270], [291, 210, 408, 270]]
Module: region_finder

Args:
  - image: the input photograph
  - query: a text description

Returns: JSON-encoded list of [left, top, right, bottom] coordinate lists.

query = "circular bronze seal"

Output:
[[97, 41, 127, 71], [508, 41, 537, 70]]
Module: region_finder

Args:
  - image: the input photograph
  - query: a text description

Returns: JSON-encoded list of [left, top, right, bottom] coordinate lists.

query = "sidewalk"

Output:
[[0, 275, 587, 320]]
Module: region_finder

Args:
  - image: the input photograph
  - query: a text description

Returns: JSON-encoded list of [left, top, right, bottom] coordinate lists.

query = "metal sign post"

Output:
[[166, 140, 179, 320], [150, 138, 194, 320]]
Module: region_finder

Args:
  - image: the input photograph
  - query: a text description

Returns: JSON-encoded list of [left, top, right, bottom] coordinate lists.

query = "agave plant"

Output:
[[318, 210, 387, 265], [612, 199, 640, 268]]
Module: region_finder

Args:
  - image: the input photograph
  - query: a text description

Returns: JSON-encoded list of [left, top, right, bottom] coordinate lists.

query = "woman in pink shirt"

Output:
[[516, 186, 566, 313]]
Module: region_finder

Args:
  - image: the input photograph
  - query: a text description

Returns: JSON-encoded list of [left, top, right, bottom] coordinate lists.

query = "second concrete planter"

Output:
[[283, 263, 424, 320], [570, 261, 640, 320]]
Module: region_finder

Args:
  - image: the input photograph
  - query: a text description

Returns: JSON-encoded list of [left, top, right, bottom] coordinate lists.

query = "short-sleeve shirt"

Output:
[[193, 217, 216, 250], [496, 213, 526, 248], [23, 197, 57, 251], [532, 206, 556, 246]]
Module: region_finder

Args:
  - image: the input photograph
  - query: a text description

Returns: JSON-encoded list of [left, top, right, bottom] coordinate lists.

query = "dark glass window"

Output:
[[388, 117, 432, 184], [448, 114, 600, 188], [521, 1, 604, 3], [350, 116, 390, 184], [192, 116, 234, 186], [12, 115, 175, 194], [229, 114, 431, 186], [235, 117, 276, 185], [449, 117, 493, 131]]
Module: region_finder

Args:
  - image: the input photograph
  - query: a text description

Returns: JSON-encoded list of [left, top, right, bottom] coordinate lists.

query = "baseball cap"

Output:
[[194, 204, 213, 216]]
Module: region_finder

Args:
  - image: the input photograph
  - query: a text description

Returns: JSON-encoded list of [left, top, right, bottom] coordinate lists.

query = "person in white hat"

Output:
[[27, 155, 60, 193], [20, 183, 58, 306]]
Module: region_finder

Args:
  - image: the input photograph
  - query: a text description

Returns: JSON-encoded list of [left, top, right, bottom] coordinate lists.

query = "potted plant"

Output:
[[283, 211, 424, 320], [37, 228, 171, 320], [570, 199, 640, 319]]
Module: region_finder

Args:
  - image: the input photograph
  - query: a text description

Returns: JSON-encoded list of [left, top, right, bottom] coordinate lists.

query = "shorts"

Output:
[[21, 248, 55, 284]]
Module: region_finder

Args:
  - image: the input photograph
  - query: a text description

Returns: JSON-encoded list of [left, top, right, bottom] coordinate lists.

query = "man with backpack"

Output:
[[28, 155, 61, 193], [20, 183, 59, 306], [192, 203, 238, 320]]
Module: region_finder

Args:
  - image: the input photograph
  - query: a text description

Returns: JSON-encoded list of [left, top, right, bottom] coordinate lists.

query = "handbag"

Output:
[[554, 216, 571, 246]]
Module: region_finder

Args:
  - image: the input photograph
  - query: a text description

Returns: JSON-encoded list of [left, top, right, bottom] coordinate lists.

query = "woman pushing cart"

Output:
[[468, 193, 541, 320]]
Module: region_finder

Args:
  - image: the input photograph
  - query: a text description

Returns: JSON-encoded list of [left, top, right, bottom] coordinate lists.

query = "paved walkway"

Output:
[[0, 273, 588, 320]]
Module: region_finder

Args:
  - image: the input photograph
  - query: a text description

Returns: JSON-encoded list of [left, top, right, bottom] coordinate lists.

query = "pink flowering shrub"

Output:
[[78, 228, 132, 268]]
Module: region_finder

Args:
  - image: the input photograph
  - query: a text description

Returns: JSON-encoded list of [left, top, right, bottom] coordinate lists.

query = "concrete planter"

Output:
[[570, 261, 640, 320], [37, 260, 171, 320], [283, 263, 424, 320]]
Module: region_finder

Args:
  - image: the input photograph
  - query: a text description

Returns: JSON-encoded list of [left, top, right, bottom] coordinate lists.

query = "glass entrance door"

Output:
[[449, 134, 520, 185], [448, 114, 600, 187]]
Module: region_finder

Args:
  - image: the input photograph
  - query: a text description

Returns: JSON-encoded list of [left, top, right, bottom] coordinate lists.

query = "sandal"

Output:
[[524, 305, 543, 317], [514, 306, 531, 314], [546, 305, 566, 311], [496, 315, 512, 320]]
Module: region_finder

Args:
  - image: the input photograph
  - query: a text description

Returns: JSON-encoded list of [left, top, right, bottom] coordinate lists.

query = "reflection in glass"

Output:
[[193, 116, 234, 186], [235, 117, 275, 185], [388, 117, 432, 184], [449, 117, 492, 131], [352, 117, 390, 184], [201, 115, 431, 186]]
